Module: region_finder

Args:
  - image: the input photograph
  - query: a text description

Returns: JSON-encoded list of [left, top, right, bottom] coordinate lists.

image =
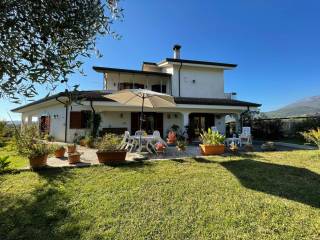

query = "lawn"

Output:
[[0, 141, 28, 169], [1, 150, 320, 239]]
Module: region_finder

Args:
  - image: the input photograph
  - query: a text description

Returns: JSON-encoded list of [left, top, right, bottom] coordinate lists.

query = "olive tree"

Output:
[[0, 0, 123, 102]]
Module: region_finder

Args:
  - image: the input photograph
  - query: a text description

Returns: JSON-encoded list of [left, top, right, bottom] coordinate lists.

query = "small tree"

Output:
[[300, 128, 320, 150], [0, 0, 123, 101]]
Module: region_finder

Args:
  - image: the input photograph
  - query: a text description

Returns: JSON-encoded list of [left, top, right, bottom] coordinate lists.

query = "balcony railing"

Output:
[[225, 92, 237, 100]]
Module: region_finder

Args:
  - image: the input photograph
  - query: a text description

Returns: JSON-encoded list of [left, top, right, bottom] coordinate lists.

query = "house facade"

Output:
[[12, 45, 261, 142]]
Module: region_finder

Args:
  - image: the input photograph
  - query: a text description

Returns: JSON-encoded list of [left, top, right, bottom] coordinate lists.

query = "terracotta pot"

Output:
[[199, 144, 225, 156], [79, 139, 86, 146], [96, 151, 127, 165], [29, 154, 48, 168], [67, 145, 76, 153], [68, 153, 80, 164], [54, 148, 65, 158]]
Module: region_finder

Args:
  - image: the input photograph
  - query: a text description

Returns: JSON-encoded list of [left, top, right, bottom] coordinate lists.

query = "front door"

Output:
[[189, 113, 215, 139], [40, 116, 50, 134], [131, 112, 163, 136]]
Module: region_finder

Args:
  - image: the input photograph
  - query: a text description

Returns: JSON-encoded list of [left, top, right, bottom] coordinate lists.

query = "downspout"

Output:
[[90, 100, 96, 136], [55, 97, 68, 143], [178, 62, 183, 97]]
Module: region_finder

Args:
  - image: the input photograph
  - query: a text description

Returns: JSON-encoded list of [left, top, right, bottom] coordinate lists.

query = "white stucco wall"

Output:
[[170, 65, 225, 98], [99, 111, 131, 132], [163, 112, 184, 136]]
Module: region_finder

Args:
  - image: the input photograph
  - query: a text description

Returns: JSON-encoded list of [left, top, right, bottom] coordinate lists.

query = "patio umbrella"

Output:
[[104, 89, 176, 130]]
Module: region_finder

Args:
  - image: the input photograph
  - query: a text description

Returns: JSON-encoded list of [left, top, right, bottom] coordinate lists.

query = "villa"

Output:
[[12, 45, 261, 142]]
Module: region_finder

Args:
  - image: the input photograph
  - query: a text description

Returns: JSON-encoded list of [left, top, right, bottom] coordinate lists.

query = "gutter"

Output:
[[178, 62, 183, 97], [55, 97, 68, 143]]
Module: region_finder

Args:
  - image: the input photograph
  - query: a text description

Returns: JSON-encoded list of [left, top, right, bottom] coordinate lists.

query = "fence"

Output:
[[243, 116, 320, 140]]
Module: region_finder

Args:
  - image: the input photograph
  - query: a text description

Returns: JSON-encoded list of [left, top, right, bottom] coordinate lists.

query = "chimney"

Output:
[[173, 44, 181, 59]]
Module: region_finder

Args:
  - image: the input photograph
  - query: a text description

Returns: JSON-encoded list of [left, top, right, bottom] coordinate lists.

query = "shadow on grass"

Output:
[[0, 169, 81, 240], [220, 159, 320, 208], [171, 158, 187, 163], [194, 157, 217, 164]]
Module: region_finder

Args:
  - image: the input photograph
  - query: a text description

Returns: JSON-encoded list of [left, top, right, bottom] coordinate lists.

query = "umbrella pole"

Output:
[[139, 95, 145, 130]]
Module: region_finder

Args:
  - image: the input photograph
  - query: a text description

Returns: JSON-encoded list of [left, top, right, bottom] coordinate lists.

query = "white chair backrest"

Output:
[[242, 127, 251, 136], [135, 130, 144, 137], [153, 130, 161, 137], [211, 126, 218, 132]]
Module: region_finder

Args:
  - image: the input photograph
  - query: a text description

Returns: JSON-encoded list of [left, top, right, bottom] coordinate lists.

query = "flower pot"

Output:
[[54, 148, 65, 158], [68, 152, 80, 164], [29, 154, 48, 168], [67, 145, 76, 154], [79, 139, 86, 146], [199, 144, 225, 156], [96, 151, 127, 165]]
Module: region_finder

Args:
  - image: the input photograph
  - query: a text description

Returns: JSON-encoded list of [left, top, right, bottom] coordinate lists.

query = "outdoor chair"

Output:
[[153, 130, 168, 147], [120, 131, 135, 152], [239, 127, 252, 144]]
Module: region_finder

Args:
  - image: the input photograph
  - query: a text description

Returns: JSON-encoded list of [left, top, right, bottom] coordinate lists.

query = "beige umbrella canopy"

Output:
[[104, 89, 176, 130]]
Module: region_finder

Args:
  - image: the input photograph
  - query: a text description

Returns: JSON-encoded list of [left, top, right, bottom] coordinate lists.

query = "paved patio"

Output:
[[44, 142, 302, 168]]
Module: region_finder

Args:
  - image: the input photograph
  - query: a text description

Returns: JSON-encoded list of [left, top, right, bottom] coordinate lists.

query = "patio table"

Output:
[[132, 135, 156, 153]]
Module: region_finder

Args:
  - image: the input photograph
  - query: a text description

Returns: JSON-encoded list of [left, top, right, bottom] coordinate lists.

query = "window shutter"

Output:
[[70, 112, 82, 129]]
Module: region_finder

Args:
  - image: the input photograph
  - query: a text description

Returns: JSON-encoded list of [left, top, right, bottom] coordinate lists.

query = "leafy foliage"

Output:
[[300, 128, 320, 149], [97, 133, 122, 152], [0, 0, 123, 101], [14, 125, 52, 158], [200, 128, 225, 145], [0, 156, 10, 172]]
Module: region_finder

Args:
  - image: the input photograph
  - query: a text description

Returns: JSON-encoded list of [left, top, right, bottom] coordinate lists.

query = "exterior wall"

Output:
[[215, 115, 226, 135], [100, 111, 131, 132], [163, 112, 184, 136], [21, 104, 68, 142], [174, 65, 225, 98]]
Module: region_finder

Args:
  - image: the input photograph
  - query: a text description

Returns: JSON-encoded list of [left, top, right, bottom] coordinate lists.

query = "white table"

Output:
[[225, 137, 242, 147], [132, 135, 156, 153]]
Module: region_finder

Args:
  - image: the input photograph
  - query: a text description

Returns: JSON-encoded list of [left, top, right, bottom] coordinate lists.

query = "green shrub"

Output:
[[300, 128, 320, 149], [200, 128, 225, 145], [14, 125, 52, 158], [97, 134, 122, 152], [0, 156, 10, 172]]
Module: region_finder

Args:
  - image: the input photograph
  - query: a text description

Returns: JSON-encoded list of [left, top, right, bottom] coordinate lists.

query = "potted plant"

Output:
[[52, 144, 66, 158], [96, 133, 126, 165], [67, 144, 76, 154], [14, 125, 52, 168], [199, 128, 226, 155], [83, 135, 94, 148], [68, 152, 81, 164], [176, 140, 187, 151], [167, 130, 177, 144]]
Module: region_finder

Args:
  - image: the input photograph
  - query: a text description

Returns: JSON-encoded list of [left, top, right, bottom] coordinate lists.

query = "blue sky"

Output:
[[1, 0, 320, 120]]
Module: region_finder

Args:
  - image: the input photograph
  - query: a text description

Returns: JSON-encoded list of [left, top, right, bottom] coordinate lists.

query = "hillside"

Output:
[[266, 95, 320, 118]]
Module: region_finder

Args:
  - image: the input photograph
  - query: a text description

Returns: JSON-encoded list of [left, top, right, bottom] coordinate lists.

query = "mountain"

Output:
[[266, 96, 320, 118]]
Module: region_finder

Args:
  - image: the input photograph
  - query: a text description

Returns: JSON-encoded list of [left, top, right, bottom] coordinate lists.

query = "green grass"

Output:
[[1, 150, 320, 239], [0, 141, 28, 169]]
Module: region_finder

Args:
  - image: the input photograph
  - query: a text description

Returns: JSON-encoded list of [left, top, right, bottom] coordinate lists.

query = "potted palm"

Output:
[[199, 128, 225, 155], [52, 144, 66, 158], [96, 133, 126, 165]]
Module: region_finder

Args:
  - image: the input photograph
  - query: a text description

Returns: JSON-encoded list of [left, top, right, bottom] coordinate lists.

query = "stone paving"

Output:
[[42, 142, 302, 169]]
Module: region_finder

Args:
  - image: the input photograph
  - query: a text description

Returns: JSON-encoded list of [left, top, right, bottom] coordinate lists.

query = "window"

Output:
[[119, 82, 144, 90], [151, 84, 166, 93], [70, 111, 92, 129]]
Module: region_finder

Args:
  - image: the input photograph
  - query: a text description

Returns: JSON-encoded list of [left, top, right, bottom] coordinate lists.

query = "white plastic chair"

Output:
[[239, 127, 252, 144], [152, 130, 168, 147]]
